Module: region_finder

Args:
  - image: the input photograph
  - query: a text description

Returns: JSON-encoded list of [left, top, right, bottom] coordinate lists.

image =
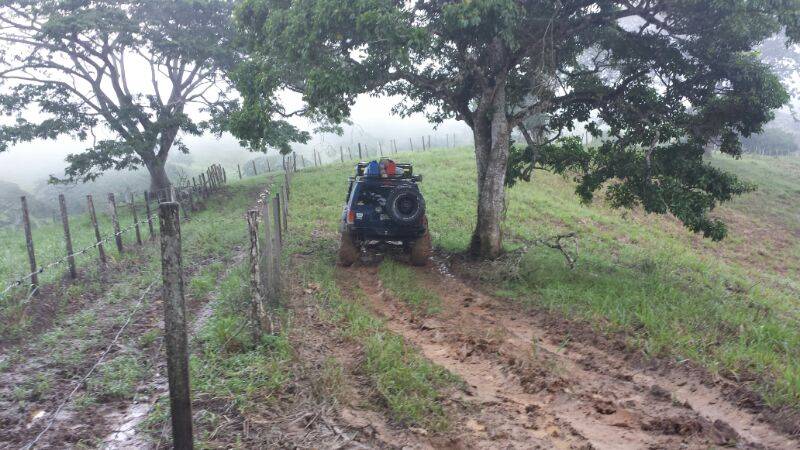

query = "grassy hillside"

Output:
[[286, 148, 800, 409], [2, 148, 799, 447]]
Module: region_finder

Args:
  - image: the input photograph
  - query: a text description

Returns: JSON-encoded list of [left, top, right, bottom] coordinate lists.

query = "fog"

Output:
[[0, 92, 470, 192]]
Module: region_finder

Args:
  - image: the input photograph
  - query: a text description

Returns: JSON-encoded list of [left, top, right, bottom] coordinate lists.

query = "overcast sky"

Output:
[[0, 92, 471, 190]]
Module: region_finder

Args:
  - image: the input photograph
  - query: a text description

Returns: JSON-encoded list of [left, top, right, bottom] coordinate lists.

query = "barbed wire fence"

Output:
[[0, 163, 228, 302], [7, 132, 448, 447]]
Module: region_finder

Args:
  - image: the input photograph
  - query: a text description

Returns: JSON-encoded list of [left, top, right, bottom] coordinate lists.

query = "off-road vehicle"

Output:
[[338, 161, 431, 266]]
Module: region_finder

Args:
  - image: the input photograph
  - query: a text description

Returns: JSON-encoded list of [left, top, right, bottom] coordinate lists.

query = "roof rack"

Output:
[[354, 161, 414, 178]]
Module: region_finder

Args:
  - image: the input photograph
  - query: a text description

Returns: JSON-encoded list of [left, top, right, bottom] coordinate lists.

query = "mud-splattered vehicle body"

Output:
[[338, 161, 431, 265]]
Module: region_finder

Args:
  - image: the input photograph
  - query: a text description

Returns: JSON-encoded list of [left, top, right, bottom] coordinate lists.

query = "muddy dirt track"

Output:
[[336, 257, 799, 450]]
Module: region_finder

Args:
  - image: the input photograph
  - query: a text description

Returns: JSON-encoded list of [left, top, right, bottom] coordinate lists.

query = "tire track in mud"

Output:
[[339, 259, 798, 450]]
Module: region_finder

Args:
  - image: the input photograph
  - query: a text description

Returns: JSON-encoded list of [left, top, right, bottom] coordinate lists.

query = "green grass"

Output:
[[281, 147, 800, 410], [378, 259, 441, 315], [88, 354, 144, 400], [295, 243, 456, 430]]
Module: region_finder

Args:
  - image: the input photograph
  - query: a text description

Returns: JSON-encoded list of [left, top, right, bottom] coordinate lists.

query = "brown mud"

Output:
[[332, 254, 799, 450]]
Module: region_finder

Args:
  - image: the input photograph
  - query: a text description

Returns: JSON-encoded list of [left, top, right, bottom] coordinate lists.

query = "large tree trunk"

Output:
[[144, 158, 171, 195], [469, 83, 511, 259]]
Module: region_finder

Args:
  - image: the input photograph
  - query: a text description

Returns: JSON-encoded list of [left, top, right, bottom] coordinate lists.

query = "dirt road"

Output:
[[338, 257, 798, 450]]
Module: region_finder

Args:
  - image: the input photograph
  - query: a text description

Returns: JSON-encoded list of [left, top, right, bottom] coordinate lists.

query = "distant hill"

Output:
[[0, 180, 55, 228]]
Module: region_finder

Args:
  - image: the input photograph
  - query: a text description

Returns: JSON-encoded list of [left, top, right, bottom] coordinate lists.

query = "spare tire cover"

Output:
[[387, 187, 425, 223]]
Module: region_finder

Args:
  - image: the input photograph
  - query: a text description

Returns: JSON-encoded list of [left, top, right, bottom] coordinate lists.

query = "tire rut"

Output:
[[340, 259, 798, 450]]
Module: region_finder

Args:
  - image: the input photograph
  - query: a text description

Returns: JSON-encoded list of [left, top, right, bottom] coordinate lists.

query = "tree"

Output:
[[740, 128, 799, 156], [234, 0, 798, 258], [0, 0, 237, 191], [760, 34, 800, 121]]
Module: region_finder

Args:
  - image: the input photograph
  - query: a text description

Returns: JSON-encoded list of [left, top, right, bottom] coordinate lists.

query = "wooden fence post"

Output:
[[340, 146, 344, 163], [428, 134, 431, 149], [421, 136, 426, 151], [87, 195, 107, 265], [129, 193, 142, 245], [271, 194, 282, 303], [378, 141, 383, 156], [280, 185, 289, 232], [179, 190, 191, 221], [237, 164, 242, 179], [246, 210, 268, 340], [293, 152, 297, 171], [20, 196, 38, 293], [393, 139, 398, 154], [158, 202, 194, 450], [222, 167, 227, 184], [186, 188, 196, 212], [108, 193, 123, 254], [358, 143, 362, 160], [409, 137, 414, 151], [58, 194, 77, 279], [251, 160, 258, 176], [259, 200, 274, 306], [283, 171, 290, 201], [144, 191, 155, 240], [348, 146, 353, 159]]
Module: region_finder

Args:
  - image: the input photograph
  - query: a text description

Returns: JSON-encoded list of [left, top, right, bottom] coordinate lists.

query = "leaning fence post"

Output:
[[20, 196, 39, 293], [293, 152, 297, 171], [246, 210, 268, 340], [86, 195, 107, 266], [129, 193, 143, 245], [58, 194, 77, 279], [266, 158, 271, 173], [108, 193, 123, 254], [143, 191, 155, 240], [238, 164, 242, 179], [158, 202, 194, 450], [222, 167, 227, 184], [409, 137, 414, 151]]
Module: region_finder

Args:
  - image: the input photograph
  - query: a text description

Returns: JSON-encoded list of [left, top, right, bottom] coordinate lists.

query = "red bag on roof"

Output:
[[384, 159, 396, 176]]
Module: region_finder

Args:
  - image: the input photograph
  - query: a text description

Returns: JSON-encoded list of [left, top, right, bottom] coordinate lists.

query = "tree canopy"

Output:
[[234, 0, 799, 257], [0, 0, 296, 191]]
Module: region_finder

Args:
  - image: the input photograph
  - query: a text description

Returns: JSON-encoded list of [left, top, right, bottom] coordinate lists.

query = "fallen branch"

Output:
[[531, 232, 579, 269]]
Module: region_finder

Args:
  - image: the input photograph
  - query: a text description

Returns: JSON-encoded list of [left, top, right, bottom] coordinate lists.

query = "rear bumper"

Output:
[[343, 223, 426, 240]]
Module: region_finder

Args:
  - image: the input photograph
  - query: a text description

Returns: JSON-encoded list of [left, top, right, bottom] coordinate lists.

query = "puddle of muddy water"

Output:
[[103, 402, 152, 448]]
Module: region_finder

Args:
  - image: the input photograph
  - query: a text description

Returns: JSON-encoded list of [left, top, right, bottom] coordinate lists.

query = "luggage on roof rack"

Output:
[[355, 161, 413, 178]]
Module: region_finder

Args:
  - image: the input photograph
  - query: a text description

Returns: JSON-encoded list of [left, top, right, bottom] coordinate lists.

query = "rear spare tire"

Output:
[[338, 231, 359, 266], [387, 187, 425, 224]]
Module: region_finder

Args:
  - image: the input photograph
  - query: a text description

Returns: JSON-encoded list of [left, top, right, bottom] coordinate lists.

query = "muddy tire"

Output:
[[409, 229, 432, 266], [338, 231, 360, 266]]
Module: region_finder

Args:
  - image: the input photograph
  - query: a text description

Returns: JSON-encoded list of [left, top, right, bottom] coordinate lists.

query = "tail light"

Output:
[[347, 209, 355, 224]]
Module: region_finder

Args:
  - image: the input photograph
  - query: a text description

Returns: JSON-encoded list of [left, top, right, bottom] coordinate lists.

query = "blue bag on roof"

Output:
[[366, 160, 380, 176]]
